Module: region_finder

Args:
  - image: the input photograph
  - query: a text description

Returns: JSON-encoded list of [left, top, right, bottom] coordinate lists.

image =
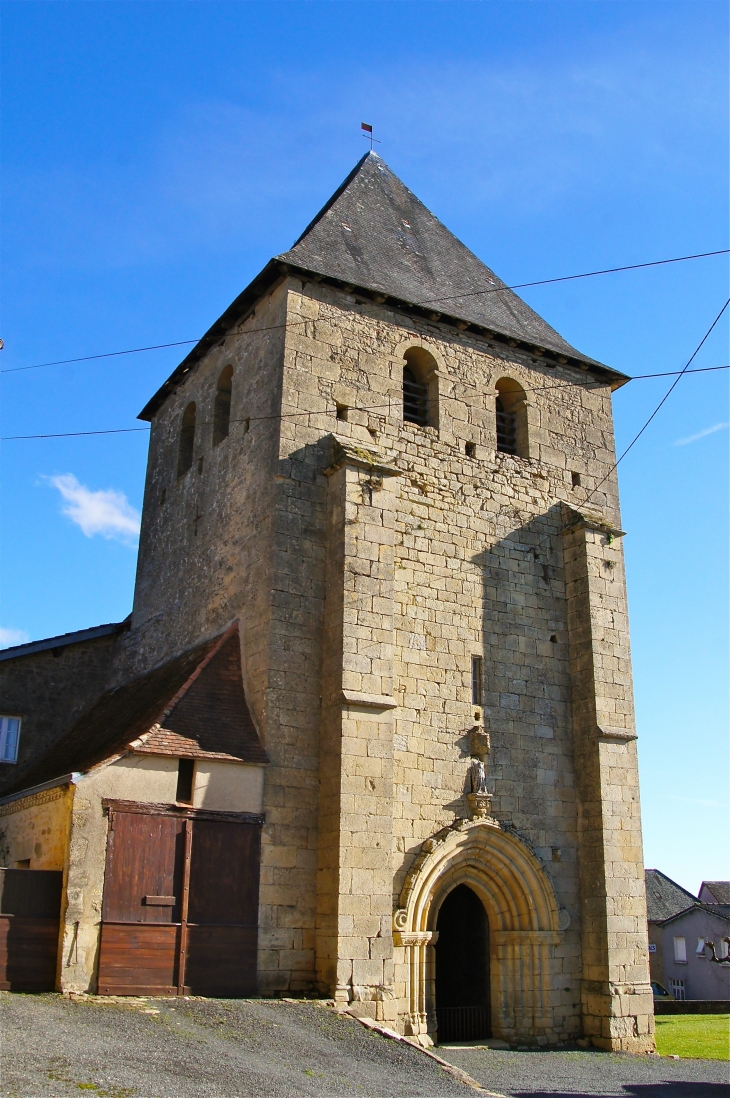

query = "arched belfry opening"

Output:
[[213, 365, 233, 446], [177, 402, 197, 478], [402, 347, 438, 429], [495, 377, 528, 457], [435, 884, 491, 1042]]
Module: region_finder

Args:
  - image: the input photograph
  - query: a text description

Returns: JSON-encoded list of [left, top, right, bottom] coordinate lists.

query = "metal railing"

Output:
[[436, 1005, 491, 1043]]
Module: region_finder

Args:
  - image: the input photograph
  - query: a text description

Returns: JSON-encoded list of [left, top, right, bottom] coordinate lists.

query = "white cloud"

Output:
[[0, 627, 29, 649], [672, 795, 727, 809], [673, 422, 728, 446], [45, 473, 141, 544]]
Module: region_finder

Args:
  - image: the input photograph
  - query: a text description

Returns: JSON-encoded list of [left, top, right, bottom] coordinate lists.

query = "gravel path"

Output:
[[0, 992, 473, 1098], [3, 992, 727, 1098], [437, 1043, 730, 1097]]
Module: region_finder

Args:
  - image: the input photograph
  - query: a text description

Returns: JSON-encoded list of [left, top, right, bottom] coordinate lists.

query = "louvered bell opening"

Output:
[[496, 398, 517, 455], [403, 366, 429, 426]]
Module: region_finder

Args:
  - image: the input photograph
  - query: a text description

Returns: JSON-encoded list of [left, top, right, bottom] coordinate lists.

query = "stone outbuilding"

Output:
[[0, 152, 654, 1050]]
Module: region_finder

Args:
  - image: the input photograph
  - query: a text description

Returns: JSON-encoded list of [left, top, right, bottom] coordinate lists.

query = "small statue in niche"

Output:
[[466, 754, 492, 820], [468, 756, 489, 795]]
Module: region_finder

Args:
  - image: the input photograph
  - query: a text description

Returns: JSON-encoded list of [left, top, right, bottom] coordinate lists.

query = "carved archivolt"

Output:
[[394, 817, 560, 936], [393, 818, 562, 1042]]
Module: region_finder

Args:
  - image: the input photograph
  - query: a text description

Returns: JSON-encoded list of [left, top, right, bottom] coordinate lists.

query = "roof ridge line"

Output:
[[287, 151, 375, 249], [159, 621, 239, 722]]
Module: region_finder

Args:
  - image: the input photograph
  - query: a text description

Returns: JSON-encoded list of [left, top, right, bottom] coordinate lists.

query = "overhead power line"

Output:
[[584, 299, 730, 503], [1, 340, 202, 375], [1, 247, 727, 377], [414, 249, 730, 307], [2, 363, 727, 442], [1, 427, 151, 441]]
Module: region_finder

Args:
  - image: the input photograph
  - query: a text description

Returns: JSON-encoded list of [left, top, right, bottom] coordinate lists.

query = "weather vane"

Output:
[[361, 123, 381, 151]]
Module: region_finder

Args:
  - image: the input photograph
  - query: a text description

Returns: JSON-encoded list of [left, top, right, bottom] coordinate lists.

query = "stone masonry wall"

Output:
[[124, 280, 288, 718], [269, 277, 651, 1045], [0, 634, 122, 796]]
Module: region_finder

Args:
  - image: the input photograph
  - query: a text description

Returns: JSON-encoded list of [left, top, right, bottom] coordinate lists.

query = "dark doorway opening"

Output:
[[435, 883, 491, 1043]]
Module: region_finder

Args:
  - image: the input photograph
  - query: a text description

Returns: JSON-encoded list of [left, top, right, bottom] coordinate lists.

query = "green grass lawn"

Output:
[[654, 1014, 730, 1060]]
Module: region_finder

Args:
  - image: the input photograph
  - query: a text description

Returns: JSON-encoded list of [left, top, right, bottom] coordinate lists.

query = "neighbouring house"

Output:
[[700, 882, 730, 906], [0, 152, 654, 1050], [645, 870, 730, 1002]]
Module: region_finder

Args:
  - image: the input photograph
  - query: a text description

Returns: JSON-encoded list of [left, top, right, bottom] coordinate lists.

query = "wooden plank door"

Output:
[[185, 818, 260, 996], [97, 809, 186, 995], [0, 868, 62, 991]]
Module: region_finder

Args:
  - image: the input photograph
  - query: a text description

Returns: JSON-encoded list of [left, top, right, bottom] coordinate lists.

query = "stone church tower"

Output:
[[4, 152, 654, 1050]]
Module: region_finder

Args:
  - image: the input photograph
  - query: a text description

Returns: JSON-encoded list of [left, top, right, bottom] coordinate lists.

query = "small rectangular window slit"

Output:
[[176, 758, 195, 804], [471, 656, 483, 707], [336, 404, 349, 422], [571, 471, 582, 488]]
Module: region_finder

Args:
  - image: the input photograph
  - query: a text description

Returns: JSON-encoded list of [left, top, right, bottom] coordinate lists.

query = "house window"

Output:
[[0, 717, 21, 763], [670, 978, 686, 1000], [495, 378, 528, 457], [471, 657, 483, 707], [673, 936, 687, 963], [212, 365, 233, 446], [176, 758, 195, 804], [177, 402, 197, 478], [696, 938, 707, 957]]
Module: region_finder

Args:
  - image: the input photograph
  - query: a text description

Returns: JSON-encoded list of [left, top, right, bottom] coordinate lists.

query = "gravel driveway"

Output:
[[437, 1043, 730, 1097], [0, 992, 473, 1098], [2, 993, 728, 1098]]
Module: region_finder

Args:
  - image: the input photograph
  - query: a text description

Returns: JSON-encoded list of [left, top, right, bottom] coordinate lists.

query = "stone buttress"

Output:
[[316, 438, 400, 1021], [563, 508, 654, 1051]]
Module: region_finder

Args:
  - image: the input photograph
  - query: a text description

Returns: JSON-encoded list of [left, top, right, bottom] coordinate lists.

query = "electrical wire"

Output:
[[1, 428, 151, 441], [413, 249, 730, 307], [583, 299, 730, 504], [1, 340, 202, 375], [2, 248, 727, 376], [2, 364, 727, 442]]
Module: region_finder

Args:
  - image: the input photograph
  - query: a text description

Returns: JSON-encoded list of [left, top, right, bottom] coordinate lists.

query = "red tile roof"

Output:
[[7, 624, 266, 794]]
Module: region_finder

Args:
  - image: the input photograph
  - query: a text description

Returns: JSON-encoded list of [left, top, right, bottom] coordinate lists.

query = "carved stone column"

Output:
[[393, 930, 439, 1040]]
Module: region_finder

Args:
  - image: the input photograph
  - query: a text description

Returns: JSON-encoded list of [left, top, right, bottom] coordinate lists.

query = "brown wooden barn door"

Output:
[[0, 869, 63, 991], [184, 818, 260, 996], [98, 808, 186, 995], [98, 803, 262, 997]]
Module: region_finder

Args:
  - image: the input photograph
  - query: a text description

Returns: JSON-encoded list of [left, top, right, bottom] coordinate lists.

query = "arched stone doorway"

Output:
[[393, 818, 561, 1044], [435, 884, 491, 1042]]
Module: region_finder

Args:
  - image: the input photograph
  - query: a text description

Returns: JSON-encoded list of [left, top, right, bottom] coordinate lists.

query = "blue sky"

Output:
[[1, 1, 727, 892]]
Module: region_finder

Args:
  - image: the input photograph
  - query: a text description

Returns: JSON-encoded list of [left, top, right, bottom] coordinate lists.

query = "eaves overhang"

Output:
[[138, 260, 631, 423], [0, 619, 130, 663]]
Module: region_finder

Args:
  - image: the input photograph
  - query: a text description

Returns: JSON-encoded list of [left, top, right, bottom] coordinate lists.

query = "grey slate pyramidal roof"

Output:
[[278, 152, 602, 366], [141, 152, 625, 420]]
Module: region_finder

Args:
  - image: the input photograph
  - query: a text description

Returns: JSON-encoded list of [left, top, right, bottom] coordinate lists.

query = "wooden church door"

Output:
[[97, 802, 261, 997]]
